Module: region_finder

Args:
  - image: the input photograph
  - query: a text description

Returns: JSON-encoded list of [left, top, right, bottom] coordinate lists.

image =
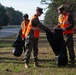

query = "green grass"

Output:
[[0, 33, 76, 75]]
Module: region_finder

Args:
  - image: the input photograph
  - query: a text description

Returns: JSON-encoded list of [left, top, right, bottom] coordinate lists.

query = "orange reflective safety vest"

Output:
[[25, 15, 40, 38], [58, 14, 64, 24], [59, 13, 74, 34], [21, 20, 29, 39]]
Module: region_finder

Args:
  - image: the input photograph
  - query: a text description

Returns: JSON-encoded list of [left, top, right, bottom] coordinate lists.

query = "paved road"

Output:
[[0, 28, 76, 41], [0, 28, 20, 38]]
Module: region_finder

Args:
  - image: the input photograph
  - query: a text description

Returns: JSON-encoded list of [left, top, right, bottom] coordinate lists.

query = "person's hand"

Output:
[[62, 28, 66, 31], [50, 29, 55, 33]]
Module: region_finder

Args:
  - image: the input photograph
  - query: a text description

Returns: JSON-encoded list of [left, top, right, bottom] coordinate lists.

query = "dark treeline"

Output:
[[0, 3, 23, 26]]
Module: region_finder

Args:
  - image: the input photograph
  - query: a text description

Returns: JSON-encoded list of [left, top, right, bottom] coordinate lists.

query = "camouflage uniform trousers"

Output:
[[22, 40, 26, 52], [24, 35, 39, 64], [63, 34, 75, 60]]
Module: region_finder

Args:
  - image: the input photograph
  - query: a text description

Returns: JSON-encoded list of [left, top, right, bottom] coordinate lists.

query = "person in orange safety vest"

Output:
[[24, 7, 53, 68], [21, 14, 29, 39], [55, 5, 75, 66], [18, 14, 30, 52]]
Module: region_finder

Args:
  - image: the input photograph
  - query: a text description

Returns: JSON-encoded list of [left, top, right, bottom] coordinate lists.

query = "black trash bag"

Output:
[[46, 28, 68, 66], [12, 34, 24, 48], [46, 29, 61, 56], [12, 47, 23, 57], [12, 34, 24, 57], [58, 42, 68, 66]]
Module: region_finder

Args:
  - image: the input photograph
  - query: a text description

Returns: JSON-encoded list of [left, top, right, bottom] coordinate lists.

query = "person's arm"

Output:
[[32, 18, 52, 32], [18, 28, 22, 35], [66, 14, 75, 30], [54, 24, 61, 29], [18, 22, 23, 35]]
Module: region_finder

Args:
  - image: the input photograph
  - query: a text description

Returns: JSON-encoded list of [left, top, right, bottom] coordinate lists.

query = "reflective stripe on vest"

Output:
[[25, 15, 40, 38], [58, 14, 64, 24], [21, 21, 28, 39], [61, 13, 73, 34]]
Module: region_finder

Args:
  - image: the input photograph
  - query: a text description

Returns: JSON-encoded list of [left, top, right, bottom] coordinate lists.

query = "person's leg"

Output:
[[66, 34, 75, 66], [24, 36, 33, 68], [32, 38, 40, 67], [23, 39, 26, 52]]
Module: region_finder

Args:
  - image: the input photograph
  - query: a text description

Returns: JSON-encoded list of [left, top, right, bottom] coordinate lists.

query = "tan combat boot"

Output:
[[34, 62, 40, 67], [25, 63, 29, 68]]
